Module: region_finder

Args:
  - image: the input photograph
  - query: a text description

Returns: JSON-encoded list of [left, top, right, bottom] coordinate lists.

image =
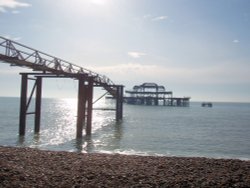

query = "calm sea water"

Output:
[[0, 97, 249, 160]]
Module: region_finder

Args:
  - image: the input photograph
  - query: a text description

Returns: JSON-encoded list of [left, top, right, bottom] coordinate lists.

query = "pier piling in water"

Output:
[[86, 77, 94, 136], [17, 73, 123, 138], [19, 74, 28, 136], [76, 75, 87, 139], [76, 76, 94, 138], [34, 76, 42, 134], [116, 85, 124, 121], [0, 36, 123, 139]]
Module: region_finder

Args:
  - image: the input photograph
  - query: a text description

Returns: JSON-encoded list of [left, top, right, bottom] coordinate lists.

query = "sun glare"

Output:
[[63, 98, 77, 111], [90, 0, 108, 6]]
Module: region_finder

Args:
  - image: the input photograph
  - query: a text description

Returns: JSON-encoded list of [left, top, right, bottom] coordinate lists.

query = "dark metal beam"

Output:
[[76, 76, 87, 138], [86, 77, 93, 136], [19, 74, 28, 135], [116, 86, 124, 121], [35, 77, 42, 134]]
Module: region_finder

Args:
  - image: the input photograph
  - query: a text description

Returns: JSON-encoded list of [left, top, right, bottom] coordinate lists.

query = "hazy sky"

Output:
[[0, 0, 250, 102]]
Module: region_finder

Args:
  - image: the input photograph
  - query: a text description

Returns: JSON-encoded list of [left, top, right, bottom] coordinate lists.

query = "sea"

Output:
[[0, 97, 250, 160]]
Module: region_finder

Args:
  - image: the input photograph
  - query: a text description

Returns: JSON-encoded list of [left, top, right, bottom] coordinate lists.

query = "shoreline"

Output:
[[1, 146, 250, 187]]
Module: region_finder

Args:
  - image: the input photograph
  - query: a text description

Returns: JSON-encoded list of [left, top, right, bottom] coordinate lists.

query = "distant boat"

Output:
[[201, 102, 213, 107]]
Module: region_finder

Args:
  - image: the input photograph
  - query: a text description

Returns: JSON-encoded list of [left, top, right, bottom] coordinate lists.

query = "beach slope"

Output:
[[0, 146, 249, 187]]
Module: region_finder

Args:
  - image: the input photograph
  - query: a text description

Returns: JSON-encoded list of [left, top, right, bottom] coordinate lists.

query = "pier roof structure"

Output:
[[132, 83, 166, 92], [126, 82, 172, 95]]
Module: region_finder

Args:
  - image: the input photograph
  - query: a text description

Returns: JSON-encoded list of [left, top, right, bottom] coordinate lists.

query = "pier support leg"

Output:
[[116, 86, 123, 121], [76, 76, 86, 139], [170, 94, 173, 106], [155, 98, 159, 106], [86, 78, 93, 136], [34, 77, 42, 134], [19, 74, 28, 136]]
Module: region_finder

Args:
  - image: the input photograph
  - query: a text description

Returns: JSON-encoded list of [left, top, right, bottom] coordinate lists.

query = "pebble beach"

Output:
[[0, 146, 250, 187]]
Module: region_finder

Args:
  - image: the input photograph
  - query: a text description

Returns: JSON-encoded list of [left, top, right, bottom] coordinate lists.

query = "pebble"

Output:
[[0, 146, 250, 187]]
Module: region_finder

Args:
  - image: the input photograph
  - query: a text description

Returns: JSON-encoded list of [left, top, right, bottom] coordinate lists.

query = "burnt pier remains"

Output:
[[125, 83, 190, 107]]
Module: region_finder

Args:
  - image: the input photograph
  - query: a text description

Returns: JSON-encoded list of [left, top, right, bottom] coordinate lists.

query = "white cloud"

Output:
[[128, 51, 146, 58], [151, 16, 168, 21], [143, 14, 168, 22], [0, 0, 31, 12], [233, 39, 239, 43]]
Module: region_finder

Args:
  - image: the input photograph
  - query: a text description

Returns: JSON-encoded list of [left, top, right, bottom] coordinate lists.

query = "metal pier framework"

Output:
[[125, 83, 190, 106], [0, 36, 123, 138]]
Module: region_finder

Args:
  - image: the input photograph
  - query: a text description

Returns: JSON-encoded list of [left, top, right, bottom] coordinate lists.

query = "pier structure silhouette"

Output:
[[0, 36, 123, 138]]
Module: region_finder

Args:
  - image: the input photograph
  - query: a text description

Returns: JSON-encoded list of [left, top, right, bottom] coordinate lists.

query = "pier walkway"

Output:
[[0, 36, 123, 138]]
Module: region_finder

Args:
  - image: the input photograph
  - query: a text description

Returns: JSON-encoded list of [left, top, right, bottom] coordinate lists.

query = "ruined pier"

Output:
[[0, 36, 123, 138], [125, 83, 190, 107]]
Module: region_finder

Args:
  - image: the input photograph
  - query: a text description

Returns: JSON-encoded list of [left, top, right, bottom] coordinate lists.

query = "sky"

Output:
[[0, 0, 250, 102]]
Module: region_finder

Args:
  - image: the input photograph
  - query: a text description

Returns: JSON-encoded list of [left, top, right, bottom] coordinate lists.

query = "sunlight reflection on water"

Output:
[[28, 98, 120, 152]]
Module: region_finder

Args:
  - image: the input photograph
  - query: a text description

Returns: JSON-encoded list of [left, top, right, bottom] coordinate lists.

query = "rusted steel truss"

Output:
[[0, 36, 123, 138], [0, 36, 116, 96]]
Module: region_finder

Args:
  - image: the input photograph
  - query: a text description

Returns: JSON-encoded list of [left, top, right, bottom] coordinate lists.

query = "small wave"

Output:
[[96, 149, 170, 157]]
